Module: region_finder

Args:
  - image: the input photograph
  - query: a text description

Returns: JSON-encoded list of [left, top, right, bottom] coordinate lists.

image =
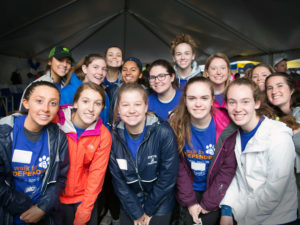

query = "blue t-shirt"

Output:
[[215, 94, 225, 107], [53, 82, 62, 91], [148, 89, 182, 120], [179, 79, 188, 90], [74, 124, 86, 138], [183, 118, 216, 191], [125, 126, 146, 160], [104, 76, 119, 87], [12, 116, 49, 225], [240, 118, 263, 152]]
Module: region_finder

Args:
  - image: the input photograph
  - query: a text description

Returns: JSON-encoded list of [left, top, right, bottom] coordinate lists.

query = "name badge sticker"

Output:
[[12, 149, 32, 164], [116, 159, 128, 170], [191, 161, 206, 171]]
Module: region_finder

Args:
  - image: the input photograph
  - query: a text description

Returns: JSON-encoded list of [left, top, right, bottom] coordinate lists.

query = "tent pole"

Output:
[[176, 0, 270, 54], [128, 11, 170, 48], [32, 12, 123, 57], [123, 0, 128, 56], [0, 0, 80, 40]]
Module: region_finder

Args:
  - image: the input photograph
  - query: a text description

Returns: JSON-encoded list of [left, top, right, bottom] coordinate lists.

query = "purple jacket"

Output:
[[176, 108, 238, 211]]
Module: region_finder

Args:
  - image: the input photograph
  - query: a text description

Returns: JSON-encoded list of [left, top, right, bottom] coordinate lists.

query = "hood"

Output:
[[243, 116, 293, 154], [174, 61, 202, 81]]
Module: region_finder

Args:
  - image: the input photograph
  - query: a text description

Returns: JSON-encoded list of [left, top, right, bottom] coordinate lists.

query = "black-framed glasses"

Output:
[[149, 73, 170, 82]]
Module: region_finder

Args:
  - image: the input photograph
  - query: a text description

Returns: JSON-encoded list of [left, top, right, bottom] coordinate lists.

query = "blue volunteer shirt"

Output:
[[125, 125, 146, 160], [215, 93, 225, 107], [148, 89, 182, 120], [183, 118, 216, 191], [240, 118, 263, 152], [104, 76, 119, 87], [74, 124, 86, 139], [179, 79, 188, 90], [12, 115, 49, 225]]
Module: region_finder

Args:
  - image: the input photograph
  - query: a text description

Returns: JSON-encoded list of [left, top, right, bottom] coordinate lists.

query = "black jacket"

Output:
[[109, 114, 179, 221], [0, 114, 69, 225]]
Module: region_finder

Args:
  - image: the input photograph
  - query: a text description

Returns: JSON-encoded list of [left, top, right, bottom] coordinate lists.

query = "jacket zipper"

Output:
[[207, 128, 237, 184], [115, 125, 154, 193]]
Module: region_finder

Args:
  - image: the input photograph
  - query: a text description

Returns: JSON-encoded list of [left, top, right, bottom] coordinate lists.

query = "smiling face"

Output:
[[48, 57, 72, 81], [226, 84, 260, 132], [73, 88, 103, 129], [22, 86, 60, 132], [274, 60, 287, 73], [173, 43, 195, 71], [149, 65, 174, 94], [121, 61, 142, 83], [185, 81, 213, 126], [266, 76, 293, 113], [118, 90, 148, 133], [105, 47, 123, 68], [82, 58, 107, 85], [251, 66, 272, 91], [206, 57, 229, 88]]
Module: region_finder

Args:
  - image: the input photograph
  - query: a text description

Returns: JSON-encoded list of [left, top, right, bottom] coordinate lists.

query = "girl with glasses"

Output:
[[148, 59, 181, 120]]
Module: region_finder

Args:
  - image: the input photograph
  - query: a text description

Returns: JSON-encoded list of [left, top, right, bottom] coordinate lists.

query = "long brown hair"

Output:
[[224, 78, 276, 118], [170, 77, 214, 154], [65, 54, 105, 85]]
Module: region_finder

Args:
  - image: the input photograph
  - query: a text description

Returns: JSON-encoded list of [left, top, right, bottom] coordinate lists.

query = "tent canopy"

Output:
[[1, 0, 300, 64]]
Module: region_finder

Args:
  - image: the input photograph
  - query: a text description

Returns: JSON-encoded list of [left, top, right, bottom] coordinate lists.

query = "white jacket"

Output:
[[221, 117, 297, 225]]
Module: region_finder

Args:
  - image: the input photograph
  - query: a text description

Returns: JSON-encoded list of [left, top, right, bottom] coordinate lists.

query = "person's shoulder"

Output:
[[261, 117, 293, 138]]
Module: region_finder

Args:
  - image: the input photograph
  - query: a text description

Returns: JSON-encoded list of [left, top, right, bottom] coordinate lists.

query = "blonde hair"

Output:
[[113, 83, 148, 124], [203, 52, 231, 88]]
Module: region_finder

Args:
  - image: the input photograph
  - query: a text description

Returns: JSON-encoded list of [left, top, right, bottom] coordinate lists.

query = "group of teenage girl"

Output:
[[0, 33, 299, 225]]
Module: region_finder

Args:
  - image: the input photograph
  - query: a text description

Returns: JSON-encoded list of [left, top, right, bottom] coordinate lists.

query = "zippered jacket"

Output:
[[221, 117, 297, 225], [0, 113, 69, 225], [109, 113, 179, 221], [176, 108, 238, 211], [57, 106, 112, 224]]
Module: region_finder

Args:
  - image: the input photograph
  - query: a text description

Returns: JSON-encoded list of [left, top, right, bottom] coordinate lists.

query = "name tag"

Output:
[[12, 150, 32, 164], [191, 161, 206, 171], [117, 159, 127, 170]]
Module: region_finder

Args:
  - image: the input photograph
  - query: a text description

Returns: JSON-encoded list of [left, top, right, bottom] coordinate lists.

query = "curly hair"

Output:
[[170, 33, 197, 56]]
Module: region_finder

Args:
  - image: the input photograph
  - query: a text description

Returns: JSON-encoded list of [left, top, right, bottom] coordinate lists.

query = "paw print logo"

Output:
[[205, 144, 215, 155], [38, 155, 50, 169]]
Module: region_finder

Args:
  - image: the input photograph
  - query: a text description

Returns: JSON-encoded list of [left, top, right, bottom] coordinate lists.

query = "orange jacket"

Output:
[[57, 106, 112, 224]]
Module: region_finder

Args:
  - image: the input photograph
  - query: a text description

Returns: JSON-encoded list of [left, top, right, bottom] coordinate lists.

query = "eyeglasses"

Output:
[[149, 73, 170, 82]]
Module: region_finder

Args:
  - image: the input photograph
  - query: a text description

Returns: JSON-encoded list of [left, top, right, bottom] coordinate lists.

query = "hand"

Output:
[[20, 205, 45, 224], [143, 213, 152, 225], [293, 128, 300, 135], [188, 204, 201, 224], [220, 216, 233, 225], [134, 214, 145, 225], [199, 205, 210, 214]]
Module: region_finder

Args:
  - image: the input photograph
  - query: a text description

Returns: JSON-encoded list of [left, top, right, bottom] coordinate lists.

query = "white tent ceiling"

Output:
[[1, 0, 300, 64]]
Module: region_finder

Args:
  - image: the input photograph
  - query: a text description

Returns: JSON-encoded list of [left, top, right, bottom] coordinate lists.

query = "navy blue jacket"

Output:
[[0, 114, 69, 225], [109, 114, 179, 221]]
